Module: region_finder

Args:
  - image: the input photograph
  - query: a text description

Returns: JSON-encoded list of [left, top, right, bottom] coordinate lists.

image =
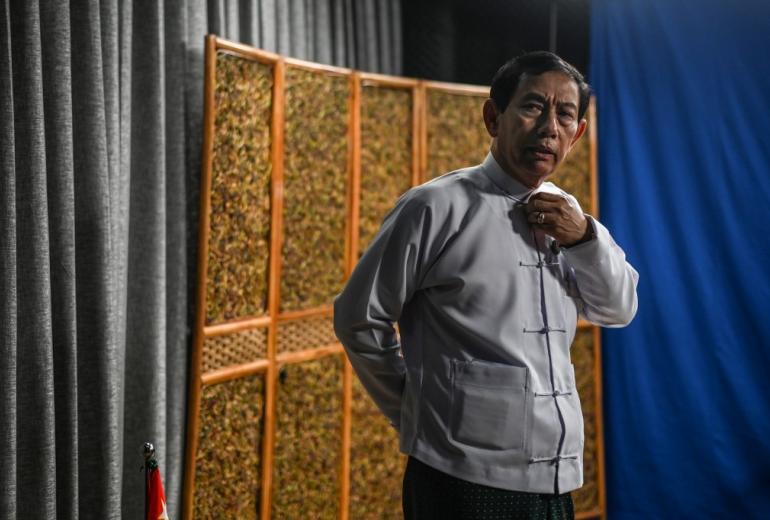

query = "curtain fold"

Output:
[[1, 1, 401, 517], [122, 0, 169, 517], [11, 0, 57, 517], [71, 1, 124, 516], [0, 2, 18, 518], [40, 2, 79, 517]]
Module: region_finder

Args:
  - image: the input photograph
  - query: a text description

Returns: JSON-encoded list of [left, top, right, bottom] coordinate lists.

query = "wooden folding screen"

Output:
[[184, 35, 605, 520]]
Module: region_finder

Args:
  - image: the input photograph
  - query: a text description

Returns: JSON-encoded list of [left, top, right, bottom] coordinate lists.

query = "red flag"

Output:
[[146, 466, 170, 520]]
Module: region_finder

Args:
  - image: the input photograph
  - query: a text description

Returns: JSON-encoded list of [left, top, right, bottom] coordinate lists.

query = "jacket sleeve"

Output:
[[562, 215, 639, 327], [333, 190, 442, 428]]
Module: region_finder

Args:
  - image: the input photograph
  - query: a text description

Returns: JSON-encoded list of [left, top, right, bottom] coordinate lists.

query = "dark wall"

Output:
[[402, 0, 590, 86]]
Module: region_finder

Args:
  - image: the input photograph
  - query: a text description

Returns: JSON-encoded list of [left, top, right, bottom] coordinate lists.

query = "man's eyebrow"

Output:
[[520, 92, 546, 103], [518, 93, 578, 111]]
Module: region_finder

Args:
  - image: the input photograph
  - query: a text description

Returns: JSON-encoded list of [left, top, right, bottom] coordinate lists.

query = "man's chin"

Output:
[[520, 164, 555, 184], [504, 160, 554, 188], [529, 158, 556, 172]]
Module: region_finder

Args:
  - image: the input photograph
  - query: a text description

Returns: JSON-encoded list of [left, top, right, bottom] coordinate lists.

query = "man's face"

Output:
[[484, 71, 586, 188]]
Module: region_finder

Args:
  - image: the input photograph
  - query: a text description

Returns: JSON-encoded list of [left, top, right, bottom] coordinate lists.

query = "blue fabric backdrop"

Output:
[[590, 1, 770, 518]]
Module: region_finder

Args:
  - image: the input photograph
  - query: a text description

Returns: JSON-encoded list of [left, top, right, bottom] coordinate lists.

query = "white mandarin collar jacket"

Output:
[[334, 153, 638, 494]]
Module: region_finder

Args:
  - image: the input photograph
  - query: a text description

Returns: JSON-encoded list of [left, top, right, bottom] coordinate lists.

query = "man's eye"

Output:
[[558, 112, 575, 122], [522, 104, 542, 112]]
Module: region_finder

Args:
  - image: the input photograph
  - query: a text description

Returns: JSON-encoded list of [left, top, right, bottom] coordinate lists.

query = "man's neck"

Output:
[[490, 148, 545, 190]]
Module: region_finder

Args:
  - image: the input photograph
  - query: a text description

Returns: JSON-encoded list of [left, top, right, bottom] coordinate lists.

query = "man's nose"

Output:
[[536, 108, 558, 138]]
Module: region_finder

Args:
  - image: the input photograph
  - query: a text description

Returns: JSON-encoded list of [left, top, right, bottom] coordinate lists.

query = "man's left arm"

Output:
[[561, 215, 639, 326], [527, 192, 639, 327]]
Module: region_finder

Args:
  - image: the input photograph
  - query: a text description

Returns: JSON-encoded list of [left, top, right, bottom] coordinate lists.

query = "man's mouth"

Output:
[[526, 145, 556, 159]]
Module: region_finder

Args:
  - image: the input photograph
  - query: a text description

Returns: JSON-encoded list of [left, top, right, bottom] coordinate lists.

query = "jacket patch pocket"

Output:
[[449, 360, 529, 451]]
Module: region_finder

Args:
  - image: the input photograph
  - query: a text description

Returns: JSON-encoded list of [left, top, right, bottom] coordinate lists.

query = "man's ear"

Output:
[[483, 99, 500, 138], [569, 118, 588, 148]]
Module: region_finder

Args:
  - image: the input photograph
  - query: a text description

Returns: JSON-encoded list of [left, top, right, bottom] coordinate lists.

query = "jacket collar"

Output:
[[480, 152, 535, 202]]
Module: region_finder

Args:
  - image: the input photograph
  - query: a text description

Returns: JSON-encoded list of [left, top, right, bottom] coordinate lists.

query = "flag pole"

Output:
[[144, 442, 156, 520]]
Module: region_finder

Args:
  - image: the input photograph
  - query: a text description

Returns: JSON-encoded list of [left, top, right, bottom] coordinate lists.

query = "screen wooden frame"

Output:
[[183, 35, 605, 520]]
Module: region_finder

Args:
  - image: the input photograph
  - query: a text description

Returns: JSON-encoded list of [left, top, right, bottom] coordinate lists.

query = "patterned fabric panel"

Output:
[[193, 375, 265, 518], [272, 355, 343, 518], [206, 52, 273, 324], [349, 373, 406, 519], [359, 85, 414, 254], [280, 67, 350, 312], [425, 90, 489, 181], [571, 327, 600, 513]]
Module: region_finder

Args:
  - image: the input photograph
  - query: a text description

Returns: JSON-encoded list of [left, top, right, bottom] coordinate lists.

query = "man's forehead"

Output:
[[514, 71, 580, 102]]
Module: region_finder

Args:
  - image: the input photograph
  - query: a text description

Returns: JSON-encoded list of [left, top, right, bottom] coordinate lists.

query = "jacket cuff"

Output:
[[561, 216, 608, 267]]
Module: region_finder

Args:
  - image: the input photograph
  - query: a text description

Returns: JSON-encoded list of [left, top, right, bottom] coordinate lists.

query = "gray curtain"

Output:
[[0, 0, 401, 518], [208, 0, 403, 73]]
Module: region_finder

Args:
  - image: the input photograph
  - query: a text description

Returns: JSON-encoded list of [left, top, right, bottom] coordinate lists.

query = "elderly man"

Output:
[[334, 51, 638, 520]]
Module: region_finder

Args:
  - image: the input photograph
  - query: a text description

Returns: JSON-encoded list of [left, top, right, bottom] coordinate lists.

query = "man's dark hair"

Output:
[[489, 51, 591, 119]]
